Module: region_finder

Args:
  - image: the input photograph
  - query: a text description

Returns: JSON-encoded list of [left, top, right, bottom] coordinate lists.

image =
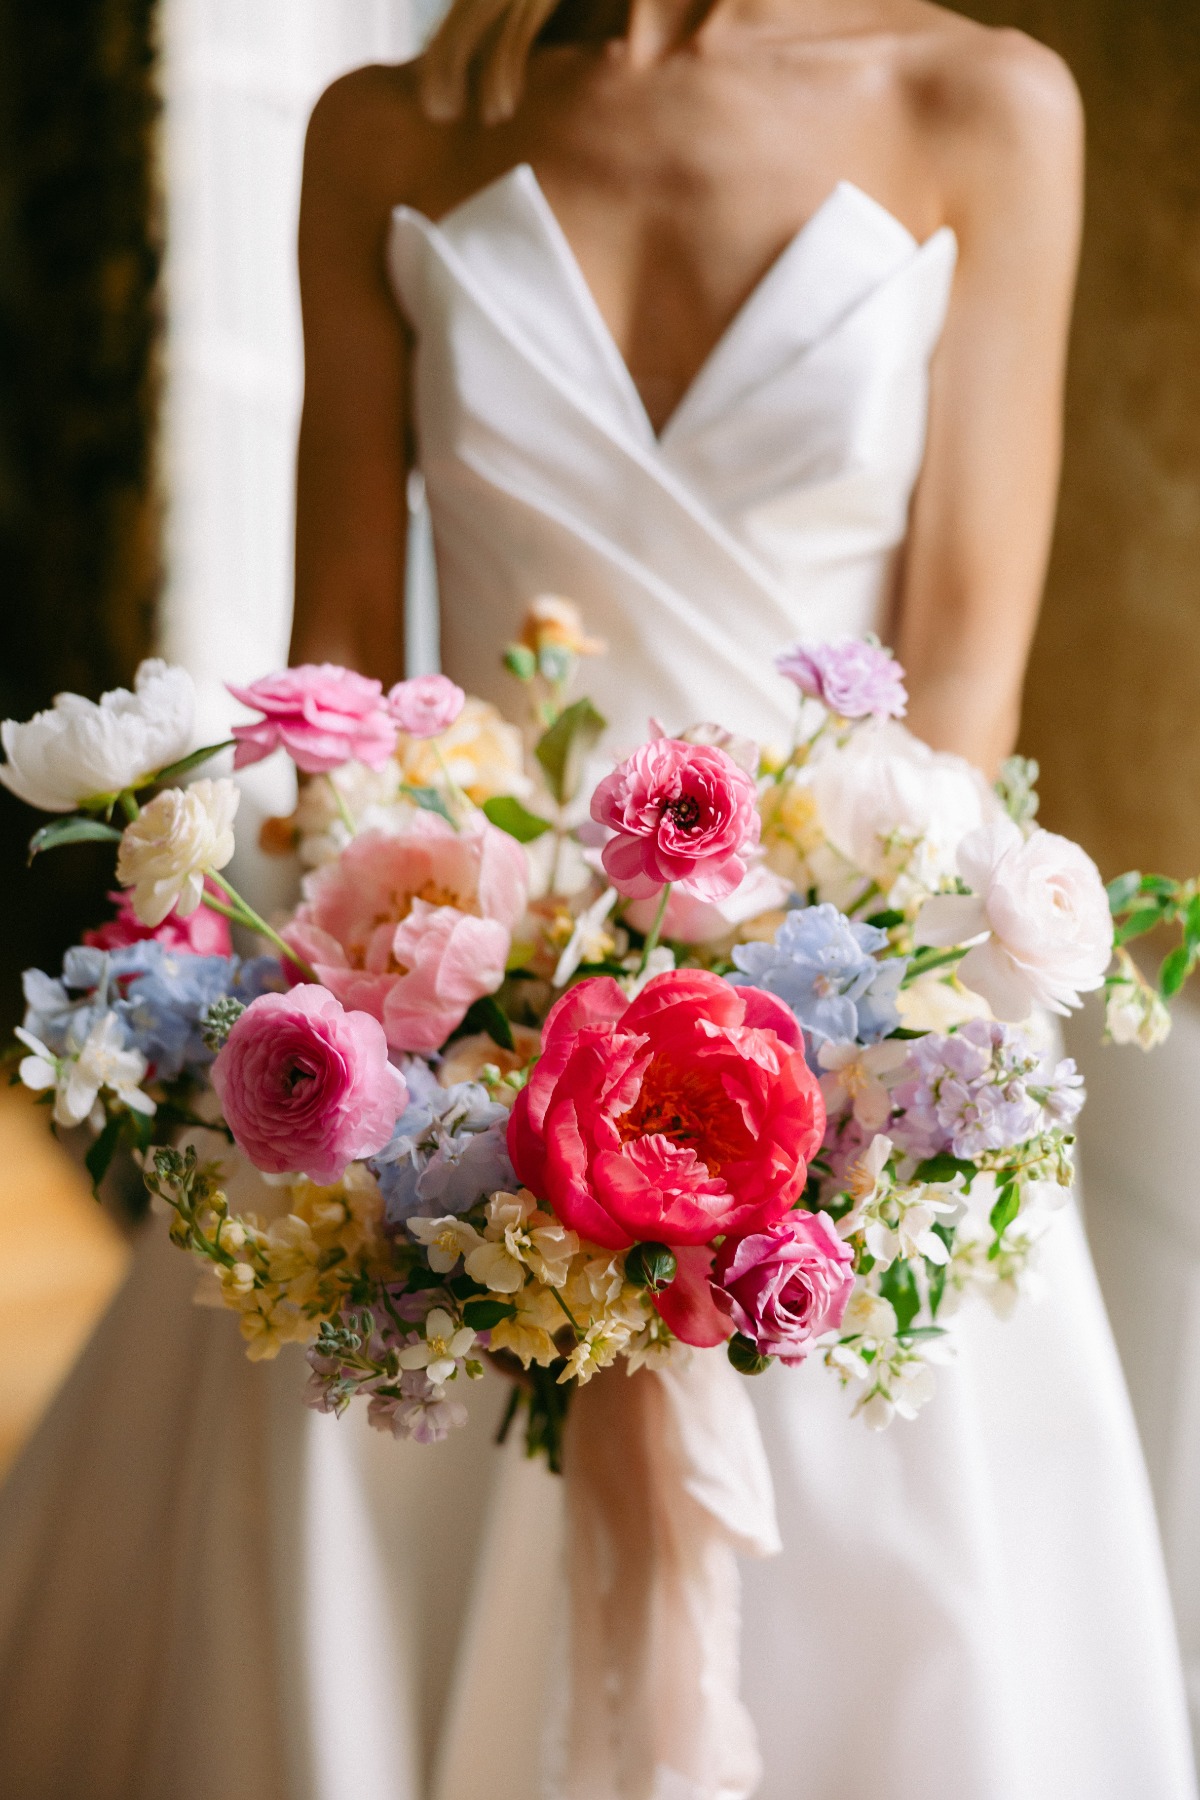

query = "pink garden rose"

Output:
[[211, 986, 407, 1184], [229, 665, 398, 773], [711, 1211, 855, 1363], [84, 886, 232, 956], [388, 673, 465, 738], [282, 812, 527, 1053], [591, 736, 760, 902], [508, 970, 826, 1294], [776, 639, 907, 721]]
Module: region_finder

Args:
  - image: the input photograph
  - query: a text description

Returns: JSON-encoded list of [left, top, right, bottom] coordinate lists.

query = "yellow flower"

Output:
[[396, 696, 530, 805], [759, 774, 822, 884], [519, 595, 605, 660]]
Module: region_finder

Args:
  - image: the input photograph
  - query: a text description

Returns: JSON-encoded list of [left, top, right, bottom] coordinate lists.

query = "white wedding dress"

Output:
[[0, 162, 1193, 1800]]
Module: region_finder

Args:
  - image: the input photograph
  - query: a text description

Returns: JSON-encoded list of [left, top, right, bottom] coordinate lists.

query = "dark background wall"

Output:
[[0, 0, 160, 1027], [952, 0, 1200, 876]]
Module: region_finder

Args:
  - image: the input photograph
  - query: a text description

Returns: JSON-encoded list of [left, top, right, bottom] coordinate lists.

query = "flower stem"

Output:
[[550, 1286, 583, 1339], [636, 882, 673, 977], [901, 946, 966, 987], [205, 870, 319, 982], [326, 773, 357, 836], [118, 790, 140, 823], [432, 741, 469, 821]]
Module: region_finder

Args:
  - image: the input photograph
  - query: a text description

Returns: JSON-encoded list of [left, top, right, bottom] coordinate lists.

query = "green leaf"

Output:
[[864, 909, 906, 930], [148, 738, 236, 786], [455, 994, 515, 1052], [1138, 873, 1182, 898], [913, 1154, 977, 1187], [1159, 943, 1193, 999], [406, 1266, 450, 1292], [462, 1297, 518, 1331], [879, 1259, 921, 1334], [989, 1181, 1020, 1238], [482, 795, 553, 843], [1184, 894, 1200, 956], [27, 816, 122, 863], [898, 1324, 948, 1342], [503, 643, 537, 682], [446, 1271, 488, 1300], [400, 784, 456, 825], [534, 698, 607, 805], [85, 1112, 125, 1197], [1115, 905, 1169, 946], [727, 1332, 773, 1376], [1105, 870, 1142, 913]]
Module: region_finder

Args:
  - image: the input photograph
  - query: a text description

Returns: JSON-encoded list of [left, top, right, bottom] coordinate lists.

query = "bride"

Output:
[[286, 0, 1196, 1795]]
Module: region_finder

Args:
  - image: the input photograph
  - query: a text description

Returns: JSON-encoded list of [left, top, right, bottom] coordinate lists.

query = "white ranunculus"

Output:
[[116, 777, 239, 926], [0, 659, 195, 813], [807, 722, 998, 893], [915, 818, 1114, 1022]]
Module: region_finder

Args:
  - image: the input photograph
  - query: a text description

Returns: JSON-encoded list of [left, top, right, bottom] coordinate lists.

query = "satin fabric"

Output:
[[387, 164, 1198, 1800]]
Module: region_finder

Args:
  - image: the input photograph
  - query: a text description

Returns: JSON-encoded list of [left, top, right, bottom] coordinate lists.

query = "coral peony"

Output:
[[84, 886, 233, 957], [914, 818, 1113, 1022], [282, 813, 527, 1053], [211, 986, 407, 1183], [229, 664, 397, 774], [712, 1212, 855, 1363], [387, 673, 465, 738], [591, 736, 760, 902], [508, 970, 825, 1286], [776, 639, 907, 720]]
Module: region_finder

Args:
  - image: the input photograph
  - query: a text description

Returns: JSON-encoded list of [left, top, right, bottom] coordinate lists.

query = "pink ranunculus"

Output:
[[228, 665, 398, 774], [776, 639, 907, 721], [282, 813, 528, 1053], [508, 970, 825, 1298], [387, 673, 465, 738], [711, 1211, 855, 1364], [83, 885, 233, 956], [591, 737, 760, 902], [211, 986, 407, 1184]]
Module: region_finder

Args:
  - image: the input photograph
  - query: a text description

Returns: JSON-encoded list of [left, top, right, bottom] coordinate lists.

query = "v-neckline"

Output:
[[430, 162, 925, 447]]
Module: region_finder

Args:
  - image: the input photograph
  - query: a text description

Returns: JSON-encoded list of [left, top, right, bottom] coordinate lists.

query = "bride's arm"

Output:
[[893, 33, 1084, 777], [290, 74, 415, 684]]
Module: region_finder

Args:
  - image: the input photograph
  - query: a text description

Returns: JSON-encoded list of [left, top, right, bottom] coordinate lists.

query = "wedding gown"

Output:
[[0, 162, 1193, 1800]]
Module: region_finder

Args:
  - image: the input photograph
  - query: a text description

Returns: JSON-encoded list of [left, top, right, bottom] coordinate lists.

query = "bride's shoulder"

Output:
[[303, 59, 455, 217]]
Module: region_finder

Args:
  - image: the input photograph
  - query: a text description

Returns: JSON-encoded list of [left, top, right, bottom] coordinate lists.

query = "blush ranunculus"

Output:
[[387, 673, 465, 738], [83, 885, 233, 956], [591, 737, 760, 902], [507, 969, 825, 1280], [281, 813, 528, 1053], [211, 986, 407, 1184], [229, 665, 398, 774], [711, 1211, 855, 1363]]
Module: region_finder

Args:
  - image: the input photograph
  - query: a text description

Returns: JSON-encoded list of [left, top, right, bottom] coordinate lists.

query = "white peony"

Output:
[[116, 777, 239, 925], [806, 722, 998, 896], [0, 659, 195, 812], [915, 818, 1113, 1022]]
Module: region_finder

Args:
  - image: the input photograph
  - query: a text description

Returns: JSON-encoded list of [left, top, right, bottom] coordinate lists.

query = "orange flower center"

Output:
[[617, 1057, 752, 1177]]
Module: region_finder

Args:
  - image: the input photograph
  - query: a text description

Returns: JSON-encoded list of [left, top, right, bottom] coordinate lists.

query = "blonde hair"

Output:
[[420, 0, 562, 125]]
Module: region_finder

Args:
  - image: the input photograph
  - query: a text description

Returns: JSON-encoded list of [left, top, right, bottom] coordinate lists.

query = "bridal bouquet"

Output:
[[4, 607, 1191, 1463]]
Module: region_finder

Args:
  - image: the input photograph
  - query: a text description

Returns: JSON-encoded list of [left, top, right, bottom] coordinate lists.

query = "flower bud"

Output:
[[624, 1241, 677, 1293], [727, 1331, 774, 1376]]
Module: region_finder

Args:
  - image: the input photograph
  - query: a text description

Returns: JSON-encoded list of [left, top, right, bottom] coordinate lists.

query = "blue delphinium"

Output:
[[370, 1075, 518, 1226], [22, 943, 287, 1082], [731, 902, 905, 1045]]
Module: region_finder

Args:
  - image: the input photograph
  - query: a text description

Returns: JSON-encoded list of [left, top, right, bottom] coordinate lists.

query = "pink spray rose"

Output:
[[211, 986, 407, 1184], [387, 674, 465, 738], [591, 736, 761, 902], [282, 812, 528, 1053], [83, 885, 233, 956], [508, 969, 825, 1296], [228, 665, 398, 773], [712, 1212, 855, 1363], [776, 639, 907, 721]]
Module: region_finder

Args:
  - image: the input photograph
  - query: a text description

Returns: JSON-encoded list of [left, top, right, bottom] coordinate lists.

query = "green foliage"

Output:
[[452, 994, 515, 1052], [879, 1259, 921, 1334], [728, 1332, 773, 1375], [988, 1181, 1020, 1240], [913, 1154, 977, 1187], [534, 698, 606, 804], [624, 1242, 677, 1293], [482, 795, 553, 842], [27, 815, 122, 863], [400, 783, 455, 825], [462, 1297, 517, 1331]]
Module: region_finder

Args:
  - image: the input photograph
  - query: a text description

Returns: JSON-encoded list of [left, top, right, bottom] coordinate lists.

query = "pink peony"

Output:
[[228, 665, 398, 774], [388, 673, 465, 738], [84, 886, 233, 956], [776, 639, 907, 720], [712, 1212, 855, 1363], [211, 986, 407, 1184], [591, 737, 761, 902], [282, 813, 527, 1053], [508, 970, 825, 1294]]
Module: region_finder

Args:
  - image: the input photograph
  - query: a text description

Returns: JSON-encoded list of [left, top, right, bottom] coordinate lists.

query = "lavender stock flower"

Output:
[[891, 1019, 1083, 1162], [776, 639, 907, 720], [732, 903, 905, 1046]]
